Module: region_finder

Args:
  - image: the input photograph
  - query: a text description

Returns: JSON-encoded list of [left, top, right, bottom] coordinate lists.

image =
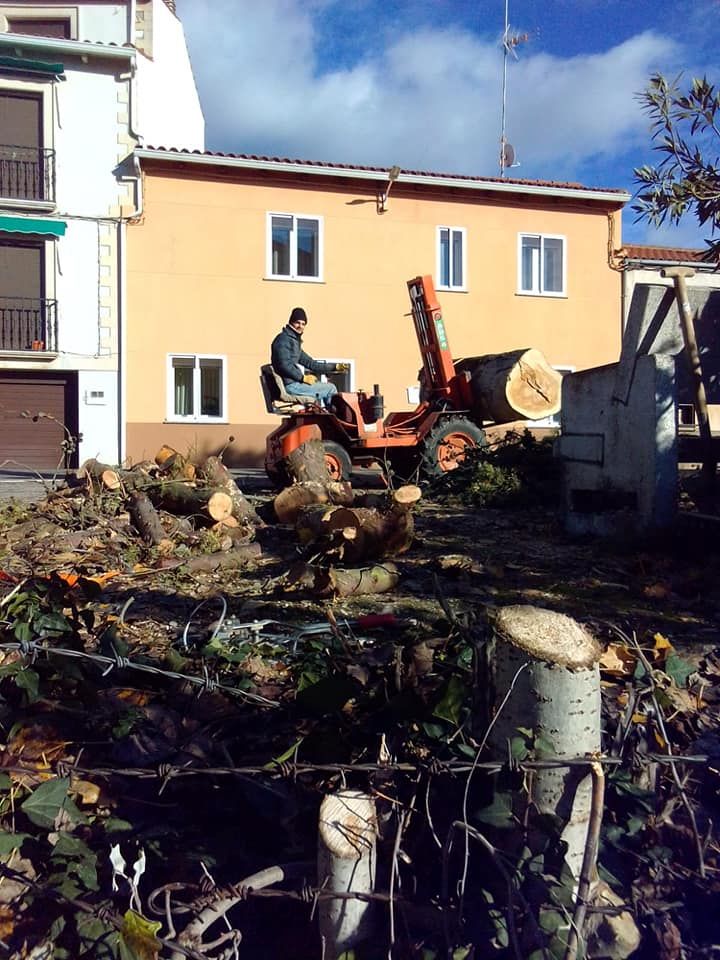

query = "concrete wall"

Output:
[[557, 353, 678, 536], [623, 266, 720, 429], [125, 167, 624, 464]]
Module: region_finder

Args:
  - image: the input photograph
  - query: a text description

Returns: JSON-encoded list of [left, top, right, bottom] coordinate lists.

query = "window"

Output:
[[0, 238, 57, 351], [518, 234, 566, 296], [7, 18, 72, 38], [530, 366, 573, 428], [167, 355, 226, 422], [317, 359, 354, 394], [266, 213, 323, 281], [2, 6, 77, 39], [437, 226, 466, 291]]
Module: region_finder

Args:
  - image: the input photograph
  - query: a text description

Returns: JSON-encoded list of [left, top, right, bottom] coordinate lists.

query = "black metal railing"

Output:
[[0, 297, 57, 351], [0, 145, 56, 203]]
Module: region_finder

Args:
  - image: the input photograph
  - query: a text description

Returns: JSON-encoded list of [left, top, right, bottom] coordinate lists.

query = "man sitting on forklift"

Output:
[[270, 307, 348, 409]]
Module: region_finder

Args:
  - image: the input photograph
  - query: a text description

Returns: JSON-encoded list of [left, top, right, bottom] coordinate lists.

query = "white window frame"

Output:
[[166, 353, 228, 423], [517, 233, 567, 297], [265, 212, 324, 282], [436, 226, 467, 292], [529, 365, 574, 428]]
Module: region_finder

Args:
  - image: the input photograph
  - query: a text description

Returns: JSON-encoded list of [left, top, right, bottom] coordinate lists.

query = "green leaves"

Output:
[[20, 777, 85, 829]]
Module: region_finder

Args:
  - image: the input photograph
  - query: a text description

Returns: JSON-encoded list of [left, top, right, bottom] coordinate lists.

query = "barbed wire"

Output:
[[0, 638, 279, 708]]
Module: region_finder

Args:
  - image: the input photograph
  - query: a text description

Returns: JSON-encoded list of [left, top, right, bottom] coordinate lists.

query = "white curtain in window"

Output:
[[173, 357, 194, 416]]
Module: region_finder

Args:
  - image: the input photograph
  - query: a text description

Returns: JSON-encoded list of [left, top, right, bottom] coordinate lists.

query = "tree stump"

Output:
[[318, 790, 377, 957], [284, 438, 331, 485], [485, 604, 602, 882]]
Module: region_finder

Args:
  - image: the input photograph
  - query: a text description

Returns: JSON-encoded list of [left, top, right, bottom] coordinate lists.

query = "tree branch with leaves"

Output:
[[633, 73, 720, 260]]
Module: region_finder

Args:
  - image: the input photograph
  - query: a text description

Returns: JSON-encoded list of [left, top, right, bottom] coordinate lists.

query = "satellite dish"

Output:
[[501, 142, 515, 169]]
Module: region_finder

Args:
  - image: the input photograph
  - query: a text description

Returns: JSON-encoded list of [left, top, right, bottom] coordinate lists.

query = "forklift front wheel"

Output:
[[421, 417, 485, 478], [323, 441, 353, 482]]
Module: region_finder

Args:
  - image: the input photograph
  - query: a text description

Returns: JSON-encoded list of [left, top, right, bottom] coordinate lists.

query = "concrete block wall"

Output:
[[556, 353, 678, 536]]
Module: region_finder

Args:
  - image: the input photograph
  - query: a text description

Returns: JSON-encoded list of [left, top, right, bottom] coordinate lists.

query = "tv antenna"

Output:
[[499, 0, 529, 177]]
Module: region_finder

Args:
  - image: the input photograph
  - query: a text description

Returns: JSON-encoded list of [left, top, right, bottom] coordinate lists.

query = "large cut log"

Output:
[[318, 791, 377, 957], [296, 502, 414, 563], [76, 459, 155, 493], [284, 438, 332, 485], [456, 348, 562, 423], [148, 483, 233, 523], [199, 455, 260, 525], [485, 605, 601, 883], [273, 480, 354, 525], [286, 561, 399, 598], [128, 491, 168, 546]]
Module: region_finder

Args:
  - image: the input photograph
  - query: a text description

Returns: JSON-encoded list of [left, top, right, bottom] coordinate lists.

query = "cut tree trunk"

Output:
[[273, 480, 354, 525], [155, 445, 196, 481], [286, 561, 399, 598], [128, 491, 168, 546], [296, 502, 414, 563], [318, 790, 377, 958], [485, 604, 602, 882], [199, 455, 261, 525], [76, 459, 154, 493], [148, 483, 233, 523], [284, 438, 331, 485], [456, 348, 562, 423]]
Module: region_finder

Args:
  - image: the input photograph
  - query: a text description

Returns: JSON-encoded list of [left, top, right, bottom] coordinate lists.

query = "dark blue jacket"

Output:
[[271, 325, 335, 385]]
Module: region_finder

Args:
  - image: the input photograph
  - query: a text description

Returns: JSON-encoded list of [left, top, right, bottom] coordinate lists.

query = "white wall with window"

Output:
[[266, 212, 323, 281], [436, 226, 466, 291], [518, 233, 566, 296], [167, 354, 227, 422]]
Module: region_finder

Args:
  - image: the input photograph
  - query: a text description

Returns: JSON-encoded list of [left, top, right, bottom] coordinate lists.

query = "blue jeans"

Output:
[[285, 379, 337, 408]]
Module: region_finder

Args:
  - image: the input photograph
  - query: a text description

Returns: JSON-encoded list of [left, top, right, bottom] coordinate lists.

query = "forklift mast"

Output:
[[407, 275, 472, 409]]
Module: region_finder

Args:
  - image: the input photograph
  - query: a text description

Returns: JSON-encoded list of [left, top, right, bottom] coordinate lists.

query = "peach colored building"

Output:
[[125, 149, 629, 466]]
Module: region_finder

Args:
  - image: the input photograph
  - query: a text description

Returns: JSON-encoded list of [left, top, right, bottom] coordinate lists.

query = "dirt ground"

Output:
[[1, 473, 719, 958]]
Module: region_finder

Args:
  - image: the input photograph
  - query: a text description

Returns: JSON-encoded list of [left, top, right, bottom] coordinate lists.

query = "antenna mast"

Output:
[[499, 0, 528, 177]]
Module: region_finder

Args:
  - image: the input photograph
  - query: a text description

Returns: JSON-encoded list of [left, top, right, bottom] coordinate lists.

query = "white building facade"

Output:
[[0, 0, 203, 469]]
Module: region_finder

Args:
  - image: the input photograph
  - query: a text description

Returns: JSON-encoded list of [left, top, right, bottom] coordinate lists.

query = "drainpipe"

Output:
[[117, 156, 143, 464]]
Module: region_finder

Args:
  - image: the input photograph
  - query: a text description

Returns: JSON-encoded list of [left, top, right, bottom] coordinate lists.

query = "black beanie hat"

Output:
[[289, 307, 307, 325]]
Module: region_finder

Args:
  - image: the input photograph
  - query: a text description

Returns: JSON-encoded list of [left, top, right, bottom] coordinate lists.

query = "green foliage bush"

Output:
[[435, 429, 561, 508]]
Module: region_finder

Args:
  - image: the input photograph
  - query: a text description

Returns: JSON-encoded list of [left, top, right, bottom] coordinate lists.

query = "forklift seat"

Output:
[[260, 364, 309, 414]]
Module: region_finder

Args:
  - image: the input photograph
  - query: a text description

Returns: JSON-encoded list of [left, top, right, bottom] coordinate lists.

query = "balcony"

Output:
[[0, 297, 57, 352], [0, 146, 56, 205]]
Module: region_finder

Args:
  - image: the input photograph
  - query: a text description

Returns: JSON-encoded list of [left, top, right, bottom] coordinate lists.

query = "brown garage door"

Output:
[[0, 372, 78, 470]]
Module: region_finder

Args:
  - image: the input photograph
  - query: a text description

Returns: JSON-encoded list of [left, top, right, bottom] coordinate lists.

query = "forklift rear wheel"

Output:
[[323, 441, 353, 482], [420, 417, 485, 478]]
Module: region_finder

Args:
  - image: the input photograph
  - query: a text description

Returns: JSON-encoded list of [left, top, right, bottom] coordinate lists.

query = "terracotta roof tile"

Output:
[[140, 145, 628, 196], [623, 243, 717, 264]]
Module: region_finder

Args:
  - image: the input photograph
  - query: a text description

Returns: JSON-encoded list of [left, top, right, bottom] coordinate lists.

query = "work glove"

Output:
[[302, 374, 317, 385], [334, 363, 350, 373]]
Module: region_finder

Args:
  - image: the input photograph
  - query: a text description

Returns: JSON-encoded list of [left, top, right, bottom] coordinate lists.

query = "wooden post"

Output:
[[318, 790, 377, 958], [661, 266, 716, 481]]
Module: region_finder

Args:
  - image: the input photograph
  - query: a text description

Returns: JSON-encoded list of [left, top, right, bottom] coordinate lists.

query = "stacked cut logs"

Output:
[[273, 438, 420, 598], [75, 446, 262, 572]]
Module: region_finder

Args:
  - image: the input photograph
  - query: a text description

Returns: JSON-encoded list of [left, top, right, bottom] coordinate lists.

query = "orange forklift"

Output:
[[261, 275, 486, 484]]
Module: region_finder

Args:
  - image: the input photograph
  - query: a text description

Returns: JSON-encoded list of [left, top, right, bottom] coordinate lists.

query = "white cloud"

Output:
[[175, 0, 679, 189]]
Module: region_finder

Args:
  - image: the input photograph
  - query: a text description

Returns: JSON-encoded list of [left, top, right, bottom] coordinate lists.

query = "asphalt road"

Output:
[[0, 467, 274, 504]]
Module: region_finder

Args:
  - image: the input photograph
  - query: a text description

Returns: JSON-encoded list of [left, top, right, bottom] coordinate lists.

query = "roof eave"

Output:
[[134, 148, 630, 205], [0, 33, 135, 61], [624, 257, 717, 270]]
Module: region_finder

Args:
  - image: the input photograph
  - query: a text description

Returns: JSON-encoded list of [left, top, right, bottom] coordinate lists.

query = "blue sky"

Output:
[[175, 0, 719, 249]]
